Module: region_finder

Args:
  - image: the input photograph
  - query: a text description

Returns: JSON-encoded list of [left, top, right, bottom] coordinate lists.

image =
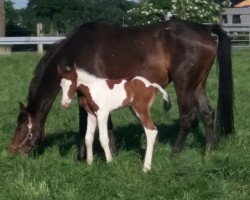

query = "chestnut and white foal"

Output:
[[58, 65, 170, 172]]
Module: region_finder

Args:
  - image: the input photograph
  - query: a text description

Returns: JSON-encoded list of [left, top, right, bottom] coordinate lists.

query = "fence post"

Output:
[[37, 23, 43, 54]]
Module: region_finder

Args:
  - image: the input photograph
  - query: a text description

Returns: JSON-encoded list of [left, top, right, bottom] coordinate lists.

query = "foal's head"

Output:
[[58, 65, 78, 108]]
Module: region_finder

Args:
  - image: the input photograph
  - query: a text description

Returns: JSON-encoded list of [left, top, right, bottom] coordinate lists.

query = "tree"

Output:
[[171, 0, 231, 23], [20, 0, 135, 35], [4, 0, 18, 26], [128, 0, 230, 25], [127, 0, 167, 26], [0, 0, 5, 36], [84, 0, 135, 26]]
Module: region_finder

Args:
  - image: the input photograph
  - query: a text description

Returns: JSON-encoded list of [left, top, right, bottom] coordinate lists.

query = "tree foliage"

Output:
[[4, 0, 18, 26], [20, 0, 135, 35], [127, 0, 173, 26], [5, 0, 231, 36], [171, 0, 231, 23], [127, 0, 230, 25]]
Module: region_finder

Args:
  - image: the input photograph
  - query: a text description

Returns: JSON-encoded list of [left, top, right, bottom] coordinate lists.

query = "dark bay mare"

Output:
[[9, 19, 234, 158]]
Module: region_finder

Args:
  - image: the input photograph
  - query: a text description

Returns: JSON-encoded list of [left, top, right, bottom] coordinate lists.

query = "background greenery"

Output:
[[0, 50, 249, 199], [4, 0, 229, 35]]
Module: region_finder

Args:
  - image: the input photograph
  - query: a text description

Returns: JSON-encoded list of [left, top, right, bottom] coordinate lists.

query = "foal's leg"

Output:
[[77, 93, 116, 160], [132, 90, 158, 172], [194, 87, 215, 152], [96, 111, 113, 163], [85, 114, 97, 164], [172, 89, 196, 154]]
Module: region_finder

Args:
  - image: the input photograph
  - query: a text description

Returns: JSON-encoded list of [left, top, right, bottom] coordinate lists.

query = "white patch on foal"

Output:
[[143, 128, 158, 173], [60, 79, 73, 108], [76, 69, 127, 112]]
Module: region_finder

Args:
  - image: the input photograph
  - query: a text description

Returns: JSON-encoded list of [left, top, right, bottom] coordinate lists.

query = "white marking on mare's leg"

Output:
[[143, 128, 158, 173], [60, 79, 73, 108], [85, 114, 97, 165], [97, 111, 113, 163]]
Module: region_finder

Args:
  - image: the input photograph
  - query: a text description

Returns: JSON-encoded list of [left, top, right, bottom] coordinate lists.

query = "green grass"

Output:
[[0, 50, 250, 200]]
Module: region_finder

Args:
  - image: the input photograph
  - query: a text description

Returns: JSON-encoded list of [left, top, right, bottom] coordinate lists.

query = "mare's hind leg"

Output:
[[194, 87, 215, 152], [132, 89, 158, 172], [172, 90, 196, 154]]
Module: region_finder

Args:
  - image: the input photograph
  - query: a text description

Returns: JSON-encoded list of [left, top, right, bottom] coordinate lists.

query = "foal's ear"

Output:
[[18, 102, 26, 113], [57, 65, 63, 75], [65, 66, 71, 72], [73, 63, 77, 70]]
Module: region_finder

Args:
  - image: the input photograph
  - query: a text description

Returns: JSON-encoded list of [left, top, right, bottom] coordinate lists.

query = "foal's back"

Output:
[[76, 69, 166, 113]]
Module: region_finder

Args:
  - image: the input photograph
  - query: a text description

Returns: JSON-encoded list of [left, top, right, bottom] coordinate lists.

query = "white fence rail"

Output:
[[0, 36, 66, 54], [0, 36, 65, 45]]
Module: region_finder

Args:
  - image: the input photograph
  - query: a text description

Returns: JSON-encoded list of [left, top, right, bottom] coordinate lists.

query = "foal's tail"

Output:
[[207, 24, 234, 136], [152, 84, 171, 111]]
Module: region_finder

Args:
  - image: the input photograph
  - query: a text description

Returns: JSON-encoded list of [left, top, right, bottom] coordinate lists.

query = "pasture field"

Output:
[[0, 50, 249, 200]]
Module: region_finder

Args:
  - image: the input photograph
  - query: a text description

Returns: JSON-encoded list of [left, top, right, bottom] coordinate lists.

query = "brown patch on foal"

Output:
[[106, 79, 123, 89], [78, 84, 99, 113], [130, 79, 157, 130], [122, 80, 135, 107], [78, 96, 95, 115]]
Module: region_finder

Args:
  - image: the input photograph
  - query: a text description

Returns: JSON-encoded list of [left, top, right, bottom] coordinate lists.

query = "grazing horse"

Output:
[[9, 19, 234, 159], [58, 65, 170, 172]]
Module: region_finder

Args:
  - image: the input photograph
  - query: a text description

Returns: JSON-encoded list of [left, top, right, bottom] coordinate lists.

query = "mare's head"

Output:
[[58, 65, 78, 108], [8, 102, 44, 154]]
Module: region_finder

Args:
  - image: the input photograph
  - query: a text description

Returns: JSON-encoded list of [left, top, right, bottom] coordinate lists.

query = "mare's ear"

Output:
[[19, 102, 26, 113]]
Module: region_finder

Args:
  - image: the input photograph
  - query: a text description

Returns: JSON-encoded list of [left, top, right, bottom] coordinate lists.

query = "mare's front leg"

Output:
[[77, 104, 88, 161], [96, 111, 113, 163]]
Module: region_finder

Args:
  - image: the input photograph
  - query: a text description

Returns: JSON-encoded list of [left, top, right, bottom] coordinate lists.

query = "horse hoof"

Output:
[[143, 166, 151, 173], [106, 157, 113, 163], [171, 147, 181, 155], [77, 153, 86, 161], [206, 144, 215, 153], [87, 159, 93, 165]]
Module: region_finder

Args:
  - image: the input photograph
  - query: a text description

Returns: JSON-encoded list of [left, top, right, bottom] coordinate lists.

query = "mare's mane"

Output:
[[27, 23, 99, 102], [27, 40, 64, 101]]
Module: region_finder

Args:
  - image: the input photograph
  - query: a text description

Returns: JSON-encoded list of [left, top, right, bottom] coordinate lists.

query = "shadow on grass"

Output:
[[33, 130, 79, 157], [32, 117, 206, 159]]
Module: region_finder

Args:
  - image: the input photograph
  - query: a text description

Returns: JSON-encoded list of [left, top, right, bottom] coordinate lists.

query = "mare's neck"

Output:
[[27, 66, 61, 125]]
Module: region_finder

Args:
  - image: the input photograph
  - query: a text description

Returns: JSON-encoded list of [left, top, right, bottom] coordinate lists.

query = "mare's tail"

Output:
[[152, 84, 171, 111], [207, 24, 234, 135]]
